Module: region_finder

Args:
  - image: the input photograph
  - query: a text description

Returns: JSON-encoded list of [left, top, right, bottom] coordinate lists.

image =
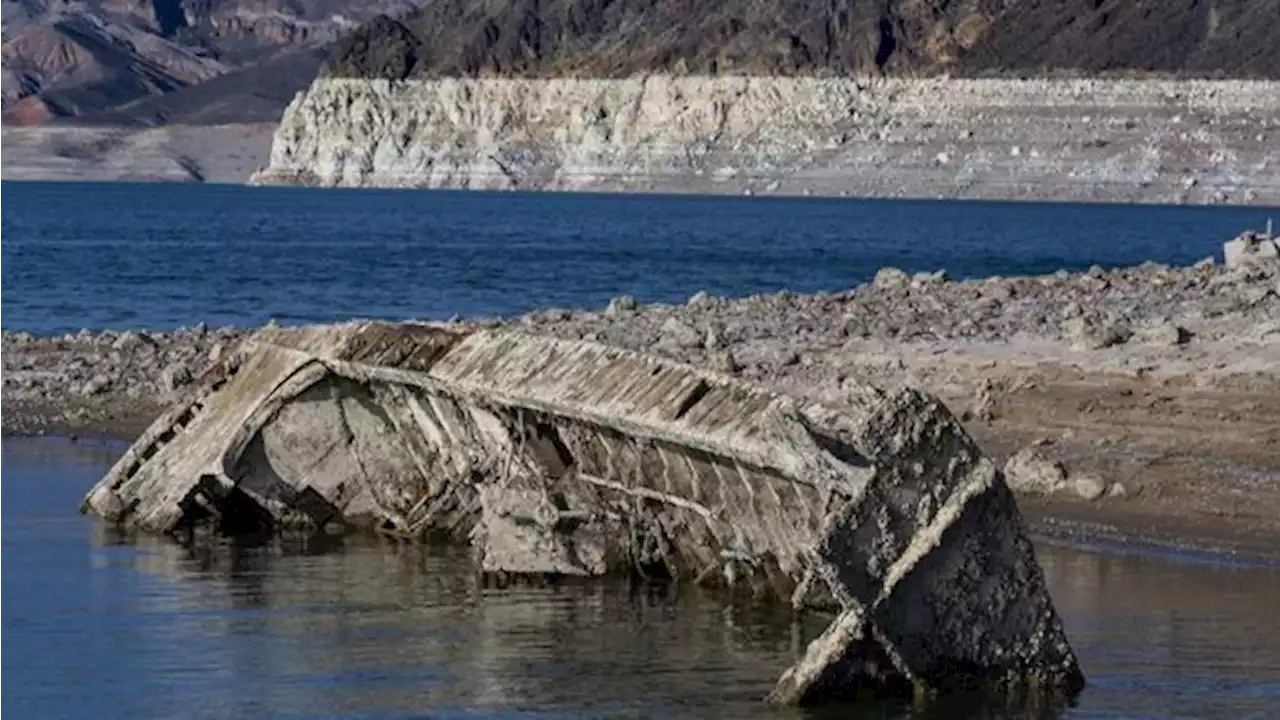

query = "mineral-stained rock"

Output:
[[80, 320, 1083, 706]]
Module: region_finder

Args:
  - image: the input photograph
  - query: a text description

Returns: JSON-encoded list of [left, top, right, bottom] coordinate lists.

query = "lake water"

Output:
[[3, 437, 1279, 720], [2, 181, 1277, 335], [3, 182, 1280, 719]]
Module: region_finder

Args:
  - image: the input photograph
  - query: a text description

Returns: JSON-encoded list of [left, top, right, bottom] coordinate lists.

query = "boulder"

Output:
[[1003, 443, 1068, 495], [657, 317, 703, 349], [1136, 322, 1192, 347], [1072, 473, 1108, 501], [79, 374, 112, 396]]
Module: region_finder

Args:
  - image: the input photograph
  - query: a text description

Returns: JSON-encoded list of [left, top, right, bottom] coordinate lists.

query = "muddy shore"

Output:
[[5, 254, 1279, 561]]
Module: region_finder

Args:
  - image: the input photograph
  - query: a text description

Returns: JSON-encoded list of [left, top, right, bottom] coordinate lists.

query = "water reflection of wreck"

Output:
[[81, 321, 1085, 705]]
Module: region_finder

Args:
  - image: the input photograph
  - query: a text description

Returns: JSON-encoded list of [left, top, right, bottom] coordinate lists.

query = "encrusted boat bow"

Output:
[[81, 320, 1084, 705]]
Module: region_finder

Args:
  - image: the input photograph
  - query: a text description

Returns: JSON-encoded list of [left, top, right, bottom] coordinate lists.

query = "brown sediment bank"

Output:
[[5, 253, 1279, 560]]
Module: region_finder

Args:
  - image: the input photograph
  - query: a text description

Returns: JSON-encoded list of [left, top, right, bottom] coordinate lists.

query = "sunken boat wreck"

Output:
[[81, 320, 1084, 706]]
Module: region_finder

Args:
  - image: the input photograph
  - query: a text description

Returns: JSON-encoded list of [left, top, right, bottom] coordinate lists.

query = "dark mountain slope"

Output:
[[323, 0, 1280, 80], [959, 0, 1280, 78]]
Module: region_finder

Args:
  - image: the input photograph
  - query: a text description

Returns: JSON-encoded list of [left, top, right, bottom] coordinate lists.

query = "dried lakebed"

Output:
[[4, 254, 1279, 561]]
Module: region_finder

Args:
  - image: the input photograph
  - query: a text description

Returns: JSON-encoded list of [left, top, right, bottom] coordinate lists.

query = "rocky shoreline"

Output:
[[5, 241, 1279, 560]]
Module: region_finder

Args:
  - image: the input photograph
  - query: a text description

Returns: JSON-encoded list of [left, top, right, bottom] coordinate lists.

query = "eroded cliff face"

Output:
[[252, 76, 869, 190], [248, 0, 1280, 201], [250, 75, 1280, 204]]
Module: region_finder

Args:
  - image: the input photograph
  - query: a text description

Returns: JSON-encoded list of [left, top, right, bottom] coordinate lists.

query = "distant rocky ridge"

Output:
[[249, 76, 1280, 204], [247, 0, 1280, 200], [322, 0, 1280, 81], [7, 0, 1280, 194], [0, 0, 422, 125]]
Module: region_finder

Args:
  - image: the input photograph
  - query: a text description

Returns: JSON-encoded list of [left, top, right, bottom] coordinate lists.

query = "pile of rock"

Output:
[[525, 247, 1277, 388], [1, 325, 248, 435]]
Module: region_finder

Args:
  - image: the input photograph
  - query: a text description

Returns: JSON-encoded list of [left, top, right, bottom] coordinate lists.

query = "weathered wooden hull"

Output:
[[81, 321, 1084, 706]]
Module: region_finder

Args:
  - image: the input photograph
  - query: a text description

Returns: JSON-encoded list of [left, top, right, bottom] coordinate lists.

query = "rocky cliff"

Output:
[[251, 75, 1280, 204], [251, 0, 1280, 201]]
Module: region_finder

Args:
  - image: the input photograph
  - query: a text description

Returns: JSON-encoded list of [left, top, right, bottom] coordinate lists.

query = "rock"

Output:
[[710, 349, 740, 374], [112, 331, 145, 351], [1003, 444, 1068, 495], [1223, 231, 1280, 270], [207, 343, 226, 366], [1107, 482, 1128, 498], [80, 374, 112, 396], [657, 318, 703, 349], [160, 364, 193, 393], [605, 295, 639, 317], [873, 267, 910, 290], [1136, 322, 1192, 347], [1063, 315, 1132, 350], [1072, 473, 1107, 501], [982, 280, 1014, 302], [970, 378, 998, 422], [1193, 256, 1215, 270]]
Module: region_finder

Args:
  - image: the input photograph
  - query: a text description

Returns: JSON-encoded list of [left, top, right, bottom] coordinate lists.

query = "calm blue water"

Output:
[[2, 181, 1276, 335], [4, 437, 1279, 720]]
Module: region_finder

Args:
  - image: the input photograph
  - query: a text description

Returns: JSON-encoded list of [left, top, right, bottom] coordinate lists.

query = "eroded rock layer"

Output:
[[81, 320, 1083, 705], [249, 76, 1280, 204]]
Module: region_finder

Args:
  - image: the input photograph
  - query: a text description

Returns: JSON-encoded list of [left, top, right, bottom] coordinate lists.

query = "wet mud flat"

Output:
[[4, 252, 1279, 561]]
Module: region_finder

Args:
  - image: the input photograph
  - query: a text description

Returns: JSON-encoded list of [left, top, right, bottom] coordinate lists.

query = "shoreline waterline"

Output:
[[7, 248, 1279, 565]]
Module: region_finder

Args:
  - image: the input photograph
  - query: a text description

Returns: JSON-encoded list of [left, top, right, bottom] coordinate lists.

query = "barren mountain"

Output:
[[1, 0, 422, 125], [324, 0, 1280, 80], [3, 0, 1276, 128]]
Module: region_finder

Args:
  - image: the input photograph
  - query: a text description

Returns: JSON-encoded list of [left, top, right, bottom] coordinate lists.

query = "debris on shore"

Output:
[[79, 321, 1086, 706]]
